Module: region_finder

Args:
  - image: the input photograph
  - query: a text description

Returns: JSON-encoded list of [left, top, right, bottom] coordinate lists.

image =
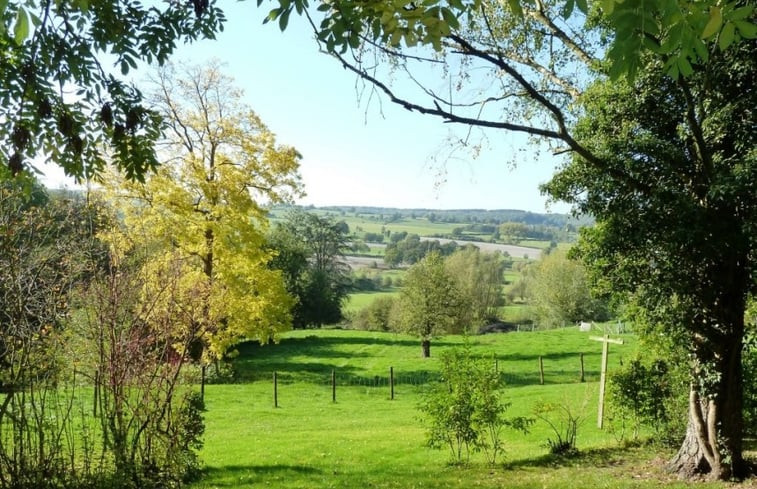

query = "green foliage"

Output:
[[544, 40, 756, 477], [444, 246, 506, 328], [398, 252, 466, 355], [350, 295, 400, 332], [0, 1, 224, 180], [529, 251, 608, 328], [607, 358, 686, 445], [419, 346, 531, 464], [268, 210, 350, 328]]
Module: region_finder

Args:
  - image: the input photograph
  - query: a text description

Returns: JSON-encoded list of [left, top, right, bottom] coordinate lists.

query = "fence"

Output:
[[204, 353, 606, 405]]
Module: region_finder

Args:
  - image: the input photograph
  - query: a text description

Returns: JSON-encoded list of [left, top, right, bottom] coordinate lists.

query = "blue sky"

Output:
[[43, 2, 571, 213]]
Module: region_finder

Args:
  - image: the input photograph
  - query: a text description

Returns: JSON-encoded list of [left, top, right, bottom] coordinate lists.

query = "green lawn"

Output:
[[186, 329, 737, 489], [344, 290, 400, 314]]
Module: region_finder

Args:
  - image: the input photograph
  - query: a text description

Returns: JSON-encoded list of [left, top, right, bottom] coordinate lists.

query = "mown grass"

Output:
[[184, 328, 740, 489]]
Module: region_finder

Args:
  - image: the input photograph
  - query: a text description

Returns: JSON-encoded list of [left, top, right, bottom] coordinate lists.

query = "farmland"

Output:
[[188, 328, 746, 489]]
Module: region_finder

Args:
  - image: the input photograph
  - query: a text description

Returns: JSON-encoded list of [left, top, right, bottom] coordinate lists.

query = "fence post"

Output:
[[580, 353, 585, 382], [495, 358, 499, 374], [539, 356, 544, 385], [201, 365, 206, 403], [273, 371, 278, 408], [331, 369, 336, 403], [390, 366, 394, 400]]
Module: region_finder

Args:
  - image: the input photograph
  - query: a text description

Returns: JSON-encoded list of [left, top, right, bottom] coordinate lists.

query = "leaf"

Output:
[[561, 0, 575, 19], [507, 0, 523, 18], [701, 6, 722, 39], [14, 7, 29, 45], [718, 21, 735, 50], [728, 5, 754, 21], [278, 8, 291, 31], [677, 56, 693, 77], [734, 20, 757, 39], [575, 0, 588, 15], [601, 0, 615, 16]]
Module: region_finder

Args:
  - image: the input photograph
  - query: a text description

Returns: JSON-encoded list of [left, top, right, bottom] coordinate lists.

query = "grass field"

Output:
[[185, 328, 745, 489]]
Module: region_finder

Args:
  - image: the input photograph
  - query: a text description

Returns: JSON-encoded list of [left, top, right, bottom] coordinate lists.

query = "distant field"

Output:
[[344, 290, 400, 313], [189, 329, 727, 489]]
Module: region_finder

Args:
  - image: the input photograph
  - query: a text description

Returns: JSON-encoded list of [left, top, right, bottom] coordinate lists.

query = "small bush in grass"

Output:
[[533, 396, 587, 456], [419, 346, 531, 465]]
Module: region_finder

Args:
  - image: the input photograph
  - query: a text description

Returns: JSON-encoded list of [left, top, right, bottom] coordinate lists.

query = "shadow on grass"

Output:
[[201, 464, 322, 487], [503, 445, 648, 471]]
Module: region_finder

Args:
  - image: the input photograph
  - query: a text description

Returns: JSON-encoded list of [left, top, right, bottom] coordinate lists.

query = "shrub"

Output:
[[533, 396, 587, 456], [419, 347, 531, 464], [606, 357, 686, 445]]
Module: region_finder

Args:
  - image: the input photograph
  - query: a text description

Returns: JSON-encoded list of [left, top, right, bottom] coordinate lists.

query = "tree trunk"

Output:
[[421, 339, 431, 358], [668, 328, 745, 480]]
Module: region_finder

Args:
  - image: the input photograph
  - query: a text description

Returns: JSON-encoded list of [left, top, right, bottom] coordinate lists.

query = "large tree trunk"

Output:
[[668, 326, 745, 480], [421, 339, 431, 358]]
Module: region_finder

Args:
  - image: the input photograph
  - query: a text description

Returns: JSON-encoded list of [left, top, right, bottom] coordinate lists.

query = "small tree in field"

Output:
[[420, 347, 531, 464], [398, 252, 465, 357]]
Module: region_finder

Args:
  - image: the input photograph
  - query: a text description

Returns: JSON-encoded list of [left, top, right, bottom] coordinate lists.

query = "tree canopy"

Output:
[[0, 1, 224, 181], [104, 61, 302, 359], [544, 40, 756, 479]]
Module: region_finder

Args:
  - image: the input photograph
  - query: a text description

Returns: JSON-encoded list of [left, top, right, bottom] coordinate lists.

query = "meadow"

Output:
[[188, 328, 741, 489]]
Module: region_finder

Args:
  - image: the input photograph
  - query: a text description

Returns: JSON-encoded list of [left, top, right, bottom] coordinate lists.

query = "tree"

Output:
[[267, 210, 350, 328], [104, 61, 301, 360], [543, 41, 756, 479], [399, 251, 465, 357], [0, 1, 224, 181], [444, 246, 506, 329], [529, 250, 605, 328]]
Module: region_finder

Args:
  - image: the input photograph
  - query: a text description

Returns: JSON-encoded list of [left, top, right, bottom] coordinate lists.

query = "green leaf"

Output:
[[734, 20, 757, 39], [728, 5, 754, 21], [701, 6, 722, 39], [718, 21, 735, 50], [13, 7, 29, 45], [677, 56, 693, 77], [575, 0, 588, 15], [278, 8, 291, 31], [561, 0, 575, 19], [507, 0, 523, 18], [601, 0, 615, 16]]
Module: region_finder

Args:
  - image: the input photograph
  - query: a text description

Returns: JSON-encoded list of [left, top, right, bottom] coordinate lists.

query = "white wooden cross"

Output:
[[590, 334, 624, 429]]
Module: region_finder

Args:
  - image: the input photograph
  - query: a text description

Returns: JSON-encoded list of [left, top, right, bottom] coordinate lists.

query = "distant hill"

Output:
[[272, 205, 593, 229]]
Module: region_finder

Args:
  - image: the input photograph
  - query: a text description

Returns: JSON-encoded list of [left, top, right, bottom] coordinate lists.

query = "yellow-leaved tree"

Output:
[[103, 60, 302, 361]]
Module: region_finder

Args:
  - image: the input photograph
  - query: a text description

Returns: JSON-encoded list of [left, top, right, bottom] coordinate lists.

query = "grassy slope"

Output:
[[190, 329, 732, 489]]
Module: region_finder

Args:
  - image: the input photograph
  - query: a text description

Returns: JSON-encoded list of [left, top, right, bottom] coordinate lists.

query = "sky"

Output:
[[42, 2, 571, 214]]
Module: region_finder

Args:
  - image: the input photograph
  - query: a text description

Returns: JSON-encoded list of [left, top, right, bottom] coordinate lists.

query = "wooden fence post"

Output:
[[590, 335, 624, 428], [390, 367, 394, 400], [580, 353, 585, 382], [273, 371, 278, 408], [331, 369, 336, 403], [539, 356, 544, 385]]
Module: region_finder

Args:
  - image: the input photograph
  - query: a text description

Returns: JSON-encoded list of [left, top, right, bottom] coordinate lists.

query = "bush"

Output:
[[350, 296, 399, 331], [533, 398, 586, 456], [606, 357, 686, 445], [419, 347, 531, 464]]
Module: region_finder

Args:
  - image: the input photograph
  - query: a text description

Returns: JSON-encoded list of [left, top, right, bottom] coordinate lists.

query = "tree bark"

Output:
[[421, 339, 431, 358], [668, 328, 745, 480]]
